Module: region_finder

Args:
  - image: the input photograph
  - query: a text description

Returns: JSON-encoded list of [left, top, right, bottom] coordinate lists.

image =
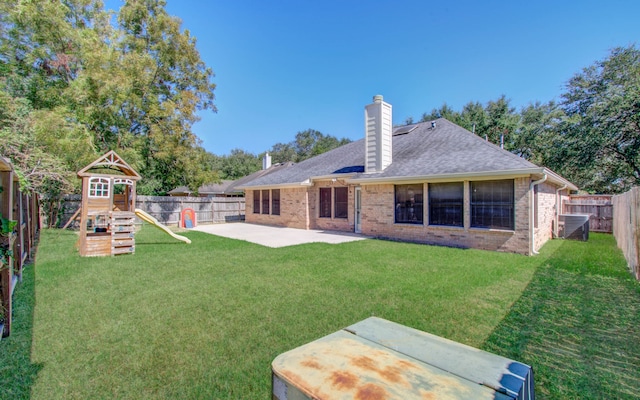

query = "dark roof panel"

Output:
[[241, 118, 541, 188]]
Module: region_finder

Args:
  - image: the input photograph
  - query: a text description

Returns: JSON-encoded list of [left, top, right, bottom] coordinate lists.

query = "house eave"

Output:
[[236, 181, 313, 190], [236, 168, 578, 191], [540, 168, 579, 191], [309, 173, 358, 182], [347, 168, 546, 185]]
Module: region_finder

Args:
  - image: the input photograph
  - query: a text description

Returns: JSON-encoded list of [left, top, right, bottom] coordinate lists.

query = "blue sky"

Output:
[[109, 0, 639, 156]]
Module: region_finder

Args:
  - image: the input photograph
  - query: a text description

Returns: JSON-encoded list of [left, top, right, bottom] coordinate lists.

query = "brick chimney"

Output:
[[364, 95, 392, 173]]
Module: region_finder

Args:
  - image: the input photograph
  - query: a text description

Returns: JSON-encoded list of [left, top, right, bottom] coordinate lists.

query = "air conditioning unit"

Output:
[[558, 214, 590, 241], [273, 317, 534, 400]]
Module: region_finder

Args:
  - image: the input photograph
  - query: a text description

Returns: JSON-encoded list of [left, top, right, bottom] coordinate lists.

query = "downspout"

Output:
[[529, 174, 547, 255], [554, 184, 568, 238]]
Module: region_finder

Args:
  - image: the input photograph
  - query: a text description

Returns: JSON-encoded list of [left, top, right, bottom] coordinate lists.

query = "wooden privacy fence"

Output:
[[60, 195, 245, 228], [1, 157, 40, 338], [612, 187, 640, 281], [563, 194, 613, 233]]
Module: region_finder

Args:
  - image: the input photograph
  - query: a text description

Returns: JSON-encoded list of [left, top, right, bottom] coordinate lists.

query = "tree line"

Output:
[[213, 129, 352, 180], [411, 45, 639, 194], [0, 0, 216, 202], [0, 0, 637, 223], [220, 44, 640, 196], [0, 0, 350, 202]]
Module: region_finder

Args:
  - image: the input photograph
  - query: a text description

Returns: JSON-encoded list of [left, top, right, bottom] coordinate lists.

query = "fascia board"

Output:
[[542, 168, 579, 191], [308, 173, 357, 181], [236, 181, 313, 191], [347, 168, 545, 185]]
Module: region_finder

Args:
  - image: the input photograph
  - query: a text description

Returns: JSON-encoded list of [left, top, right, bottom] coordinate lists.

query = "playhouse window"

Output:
[[89, 178, 110, 198]]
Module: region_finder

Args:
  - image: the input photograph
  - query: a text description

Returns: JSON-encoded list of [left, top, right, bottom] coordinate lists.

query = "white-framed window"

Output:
[[114, 178, 134, 186], [88, 177, 110, 198]]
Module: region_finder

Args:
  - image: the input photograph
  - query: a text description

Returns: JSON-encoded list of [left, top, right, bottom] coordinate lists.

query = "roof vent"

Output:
[[431, 121, 436, 129]]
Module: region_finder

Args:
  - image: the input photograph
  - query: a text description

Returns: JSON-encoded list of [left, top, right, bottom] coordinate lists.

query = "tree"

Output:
[[483, 95, 519, 149], [458, 101, 488, 136], [0, 0, 218, 196], [268, 129, 351, 163], [114, 0, 217, 193], [220, 149, 261, 180], [557, 45, 640, 193], [268, 142, 297, 164], [0, 90, 75, 227], [420, 103, 460, 124], [415, 97, 519, 148], [511, 101, 564, 164]]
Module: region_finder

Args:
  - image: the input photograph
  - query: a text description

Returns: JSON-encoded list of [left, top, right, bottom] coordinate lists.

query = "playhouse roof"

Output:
[[0, 156, 14, 172], [77, 150, 142, 180]]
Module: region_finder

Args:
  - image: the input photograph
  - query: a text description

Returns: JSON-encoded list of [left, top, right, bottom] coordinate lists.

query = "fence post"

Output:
[[634, 188, 640, 280]]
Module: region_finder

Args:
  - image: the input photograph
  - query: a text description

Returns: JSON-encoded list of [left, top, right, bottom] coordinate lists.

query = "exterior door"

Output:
[[354, 187, 362, 233]]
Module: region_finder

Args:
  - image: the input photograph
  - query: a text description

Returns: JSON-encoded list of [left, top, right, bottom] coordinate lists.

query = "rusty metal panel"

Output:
[[272, 328, 514, 400], [345, 317, 534, 399]]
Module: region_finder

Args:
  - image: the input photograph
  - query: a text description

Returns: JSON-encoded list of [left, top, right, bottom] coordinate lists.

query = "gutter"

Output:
[[235, 181, 313, 191], [238, 173, 357, 191], [530, 174, 547, 255], [554, 184, 568, 237], [348, 168, 544, 185], [309, 173, 357, 181]]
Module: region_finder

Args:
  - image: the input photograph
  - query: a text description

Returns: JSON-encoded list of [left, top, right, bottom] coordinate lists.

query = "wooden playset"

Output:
[[76, 151, 141, 257]]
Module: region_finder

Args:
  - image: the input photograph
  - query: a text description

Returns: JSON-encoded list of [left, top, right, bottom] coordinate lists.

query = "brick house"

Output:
[[239, 95, 577, 255]]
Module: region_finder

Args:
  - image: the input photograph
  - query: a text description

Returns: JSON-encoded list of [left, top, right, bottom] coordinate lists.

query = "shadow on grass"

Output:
[[481, 236, 640, 399], [0, 263, 44, 399]]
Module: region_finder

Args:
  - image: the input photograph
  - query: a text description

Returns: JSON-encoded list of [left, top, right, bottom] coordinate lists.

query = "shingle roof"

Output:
[[226, 162, 295, 192], [169, 162, 296, 195], [241, 118, 545, 188]]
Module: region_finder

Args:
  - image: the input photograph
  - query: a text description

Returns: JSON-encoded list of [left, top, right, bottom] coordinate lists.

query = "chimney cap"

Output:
[[373, 95, 384, 102]]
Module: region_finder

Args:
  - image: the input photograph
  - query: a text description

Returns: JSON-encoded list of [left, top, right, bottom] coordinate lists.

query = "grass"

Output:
[[1, 226, 638, 399], [482, 234, 640, 398]]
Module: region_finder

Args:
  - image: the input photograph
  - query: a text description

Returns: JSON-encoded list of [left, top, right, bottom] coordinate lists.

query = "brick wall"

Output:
[[309, 180, 354, 231], [360, 178, 533, 255], [534, 181, 558, 251], [245, 188, 309, 229], [245, 177, 564, 255]]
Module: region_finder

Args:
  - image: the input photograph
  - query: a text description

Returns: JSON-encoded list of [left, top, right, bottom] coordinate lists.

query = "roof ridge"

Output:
[[432, 118, 538, 167]]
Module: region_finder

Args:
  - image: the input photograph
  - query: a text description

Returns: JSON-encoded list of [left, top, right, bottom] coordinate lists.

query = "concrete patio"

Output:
[[191, 223, 368, 248]]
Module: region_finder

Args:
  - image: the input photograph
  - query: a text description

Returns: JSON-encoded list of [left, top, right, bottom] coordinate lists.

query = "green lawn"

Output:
[[1, 226, 638, 399]]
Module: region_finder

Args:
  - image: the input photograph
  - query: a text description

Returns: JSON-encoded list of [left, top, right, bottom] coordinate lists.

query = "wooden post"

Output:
[[634, 188, 640, 280], [1, 168, 13, 337], [62, 207, 82, 229], [13, 179, 23, 280]]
